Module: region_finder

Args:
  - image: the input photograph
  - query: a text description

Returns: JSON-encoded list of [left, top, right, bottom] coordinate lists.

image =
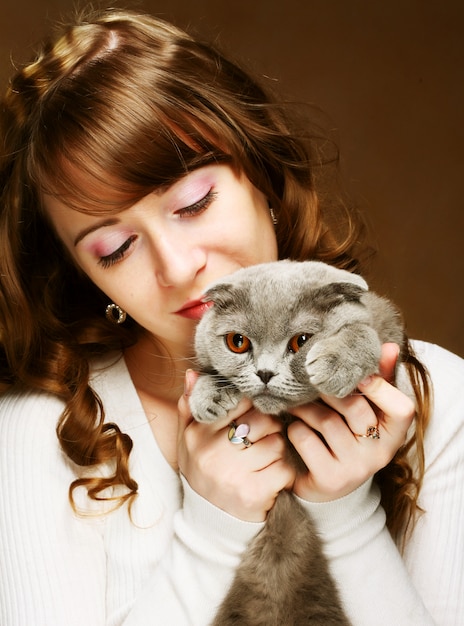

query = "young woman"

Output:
[[0, 7, 462, 625]]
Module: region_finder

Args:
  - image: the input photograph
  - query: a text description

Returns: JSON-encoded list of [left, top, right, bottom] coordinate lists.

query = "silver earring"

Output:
[[269, 207, 278, 226], [105, 303, 127, 324]]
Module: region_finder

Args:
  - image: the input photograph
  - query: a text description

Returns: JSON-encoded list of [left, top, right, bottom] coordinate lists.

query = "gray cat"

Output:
[[189, 260, 404, 626]]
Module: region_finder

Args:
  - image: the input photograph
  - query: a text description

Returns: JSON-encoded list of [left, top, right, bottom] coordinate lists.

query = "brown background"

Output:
[[2, 0, 463, 357]]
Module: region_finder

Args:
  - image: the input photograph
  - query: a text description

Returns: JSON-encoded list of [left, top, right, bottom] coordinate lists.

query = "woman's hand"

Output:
[[177, 371, 295, 522], [288, 343, 415, 503]]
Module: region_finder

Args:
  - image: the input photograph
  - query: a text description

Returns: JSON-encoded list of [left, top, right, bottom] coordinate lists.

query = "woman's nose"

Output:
[[151, 231, 206, 288]]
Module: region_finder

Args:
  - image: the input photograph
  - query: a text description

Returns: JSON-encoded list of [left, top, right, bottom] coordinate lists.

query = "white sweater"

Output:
[[0, 340, 462, 625]]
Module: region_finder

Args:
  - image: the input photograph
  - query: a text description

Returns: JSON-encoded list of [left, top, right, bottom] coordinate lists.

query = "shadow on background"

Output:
[[1, 0, 463, 357]]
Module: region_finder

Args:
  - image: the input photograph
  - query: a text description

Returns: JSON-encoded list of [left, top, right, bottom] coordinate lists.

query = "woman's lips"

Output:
[[174, 299, 213, 320]]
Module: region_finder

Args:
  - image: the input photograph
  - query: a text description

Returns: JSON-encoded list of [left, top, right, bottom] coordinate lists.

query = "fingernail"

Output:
[[184, 369, 194, 397], [358, 375, 374, 387]]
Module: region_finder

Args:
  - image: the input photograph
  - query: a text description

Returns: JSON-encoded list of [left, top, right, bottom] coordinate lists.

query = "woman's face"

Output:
[[45, 164, 278, 355]]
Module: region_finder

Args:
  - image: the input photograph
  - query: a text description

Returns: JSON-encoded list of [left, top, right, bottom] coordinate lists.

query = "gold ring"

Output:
[[353, 424, 380, 440]]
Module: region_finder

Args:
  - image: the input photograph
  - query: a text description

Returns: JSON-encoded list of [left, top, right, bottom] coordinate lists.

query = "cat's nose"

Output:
[[257, 369, 275, 384]]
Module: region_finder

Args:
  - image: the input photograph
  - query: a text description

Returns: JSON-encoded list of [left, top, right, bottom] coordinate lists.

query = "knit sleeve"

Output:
[[298, 480, 434, 625], [0, 391, 107, 625], [121, 476, 264, 626], [402, 341, 464, 625], [0, 385, 263, 626]]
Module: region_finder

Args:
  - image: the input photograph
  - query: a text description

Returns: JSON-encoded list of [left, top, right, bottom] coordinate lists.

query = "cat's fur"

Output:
[[189, 260, 405, 626]]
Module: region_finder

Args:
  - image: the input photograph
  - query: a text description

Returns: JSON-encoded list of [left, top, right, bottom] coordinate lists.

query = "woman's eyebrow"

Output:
[[74, 218, 120, 246]]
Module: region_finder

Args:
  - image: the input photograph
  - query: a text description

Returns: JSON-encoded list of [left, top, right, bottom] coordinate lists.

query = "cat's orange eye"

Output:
[[225, 333, 251, 354], [288, 333, 311, 353]]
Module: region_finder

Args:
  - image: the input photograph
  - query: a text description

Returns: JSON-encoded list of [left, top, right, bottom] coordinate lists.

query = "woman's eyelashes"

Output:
[[98, 234, 138, 269], [176, 188, 217, 217], [97, 188, 217, 268]]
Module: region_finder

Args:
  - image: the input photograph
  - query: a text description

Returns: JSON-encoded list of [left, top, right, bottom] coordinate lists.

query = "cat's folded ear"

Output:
[[203, 283, 240, 311], [309, 282, 366, 312]]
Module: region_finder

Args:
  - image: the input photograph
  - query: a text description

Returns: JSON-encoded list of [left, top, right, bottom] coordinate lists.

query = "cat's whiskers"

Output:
[[197, 372, 241, 392]]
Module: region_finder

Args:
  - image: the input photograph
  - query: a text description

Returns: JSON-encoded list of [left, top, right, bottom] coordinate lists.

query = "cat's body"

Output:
[[189, 260, 405, 626]]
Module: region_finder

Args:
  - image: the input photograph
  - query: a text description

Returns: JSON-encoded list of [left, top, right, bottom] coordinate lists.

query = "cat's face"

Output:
[[194, 261, 369, 413], [196, 305, 321, 413]]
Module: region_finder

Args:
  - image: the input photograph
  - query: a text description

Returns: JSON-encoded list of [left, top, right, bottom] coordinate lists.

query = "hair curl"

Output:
[[0, 7, 430, 536]]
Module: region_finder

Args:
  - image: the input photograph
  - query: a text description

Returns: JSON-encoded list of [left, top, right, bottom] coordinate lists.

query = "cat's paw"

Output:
[[189, 375, 242, 423], [305, 341, 376, 398]]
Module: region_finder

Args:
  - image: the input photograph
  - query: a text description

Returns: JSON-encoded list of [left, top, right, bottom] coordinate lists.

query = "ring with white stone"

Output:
[[228, 422, 253, 448]]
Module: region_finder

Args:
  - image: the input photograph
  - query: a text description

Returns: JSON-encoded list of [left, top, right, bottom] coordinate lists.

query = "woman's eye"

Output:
[[176, 189, 217, 217], [288, 333, 312, 353], [98, 235, 137, 269], [225, 333, 252, 354]]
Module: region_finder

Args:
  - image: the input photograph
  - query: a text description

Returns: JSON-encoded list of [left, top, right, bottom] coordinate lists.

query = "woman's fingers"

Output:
[[177, 369, 199, 441], [378, 342, 400, 381], [326, 341, 414, 446], [317, 342, 412, 446], [358, 374, 415, 435], [288, 417, 369, 501], [177, 369, 295, 521], [288, 343, 416, 502], [180, 416, 294, 520]]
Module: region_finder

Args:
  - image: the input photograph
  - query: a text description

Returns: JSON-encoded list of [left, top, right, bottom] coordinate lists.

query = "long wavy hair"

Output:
[[0, 7, 429, 540]]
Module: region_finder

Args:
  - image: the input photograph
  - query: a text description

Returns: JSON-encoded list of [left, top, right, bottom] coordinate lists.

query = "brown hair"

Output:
[[0, 7, 429, 535]]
